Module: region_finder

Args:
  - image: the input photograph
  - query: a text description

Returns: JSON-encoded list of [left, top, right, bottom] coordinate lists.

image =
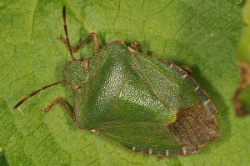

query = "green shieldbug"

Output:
[[14, 5, 219, 157]]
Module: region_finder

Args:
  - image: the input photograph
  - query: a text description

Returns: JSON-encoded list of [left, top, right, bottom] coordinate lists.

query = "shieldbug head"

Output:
[[14, 5, 219, 157]]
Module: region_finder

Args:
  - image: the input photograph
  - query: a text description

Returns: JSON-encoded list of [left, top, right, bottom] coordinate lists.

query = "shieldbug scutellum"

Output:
[[14, 5, 219, 157]]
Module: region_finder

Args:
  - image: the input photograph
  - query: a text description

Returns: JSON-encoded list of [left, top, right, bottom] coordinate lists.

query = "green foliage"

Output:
[[238, 1, 250, 64], [233, 0, 250, 116], [0, 150, 8, 166], [0, 0, 249, 165]]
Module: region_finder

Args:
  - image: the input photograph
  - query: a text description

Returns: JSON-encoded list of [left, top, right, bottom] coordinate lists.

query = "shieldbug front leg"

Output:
[[44, 97, 82, 129], [59, 32, 99, 54]]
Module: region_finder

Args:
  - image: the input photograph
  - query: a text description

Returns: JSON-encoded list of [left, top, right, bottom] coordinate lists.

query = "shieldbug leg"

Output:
[[146, 51, 153, 56], [44, 97, 71, 114], [130, 40, 142, 52], [59, 6, 99, 56], [59, 33, 99, 54], [130, 40, 153, 56], [71, 33, 99, 54], [44, 97, 82, 129]]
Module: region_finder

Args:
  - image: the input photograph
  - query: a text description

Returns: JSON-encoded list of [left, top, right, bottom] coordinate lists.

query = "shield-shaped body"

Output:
[[72, 41, 219, 156]]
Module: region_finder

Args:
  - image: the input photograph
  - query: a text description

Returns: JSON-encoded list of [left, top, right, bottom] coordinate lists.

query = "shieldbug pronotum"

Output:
[[14, 5, 219, 157]]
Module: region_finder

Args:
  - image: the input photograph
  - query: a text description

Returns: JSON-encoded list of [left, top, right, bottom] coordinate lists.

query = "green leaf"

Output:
[[233, 0, 250, 116], [0, 149, 8, 166], [0, 0, 249, 165], [238, 0, 250, 64]]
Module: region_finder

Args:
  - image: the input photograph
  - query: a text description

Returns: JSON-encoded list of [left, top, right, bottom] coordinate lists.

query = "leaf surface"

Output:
[[0, 0, 249, 165]]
